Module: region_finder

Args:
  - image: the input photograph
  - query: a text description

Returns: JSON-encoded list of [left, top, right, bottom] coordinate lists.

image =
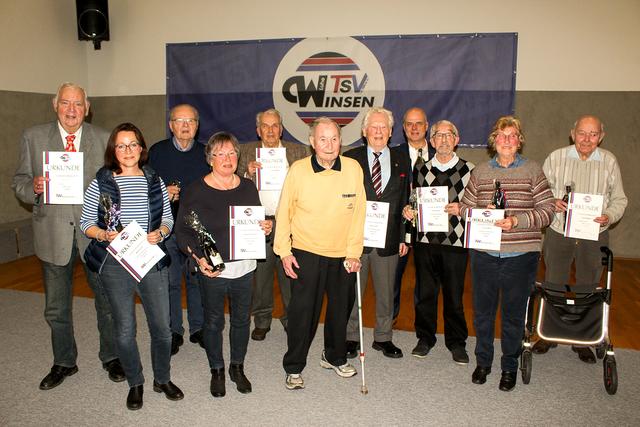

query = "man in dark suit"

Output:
[[393, 107, 437, 320], [12, 82, 123, 390], [237, 108, 309, 341], [344, 107, 410, 358], [148, 104, 210, 355]]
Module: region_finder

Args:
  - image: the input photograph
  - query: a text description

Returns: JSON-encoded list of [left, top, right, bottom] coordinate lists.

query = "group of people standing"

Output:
[[12, 81, 627, 410]]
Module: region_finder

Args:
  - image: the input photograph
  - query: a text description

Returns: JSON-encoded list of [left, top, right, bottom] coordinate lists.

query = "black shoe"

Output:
[[451, 347, 469, 365], [411, 340, 432, 358], [572, 346, 596, 364], [103, 359, 126, 382], [153, 380, 184, 400], [372, 341, 403, 358], [39, 365, 79, 390], [210, 368, 225, 397], [532, 339, 557, 354], [346, 340, 359, 359], [251, 327, 270, 341], [229, 364, 252, 394], [499, 371, 517, 392], [171, 333, 184, 355], [189, 330, 205, 349], [126, 385, 143, 410], [471, 366, 491, 385]]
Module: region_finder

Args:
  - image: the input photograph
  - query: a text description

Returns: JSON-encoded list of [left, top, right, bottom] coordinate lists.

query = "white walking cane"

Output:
[[345, 260, 369, 395]]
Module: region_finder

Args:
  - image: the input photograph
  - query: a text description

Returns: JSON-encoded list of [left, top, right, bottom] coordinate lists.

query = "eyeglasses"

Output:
[[575, 130, 600, 139], [171, 118, 198, 125], [405, 121, 426, 128], [496, 133, 520, 142], [433, 132, 455, 140], [211, 151, 238, 159], [115, 142, 142, 152]]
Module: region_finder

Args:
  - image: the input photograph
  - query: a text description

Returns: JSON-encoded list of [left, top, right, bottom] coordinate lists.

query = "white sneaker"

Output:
[[320, 351, 357, 378], [285, 373, 304, 390]]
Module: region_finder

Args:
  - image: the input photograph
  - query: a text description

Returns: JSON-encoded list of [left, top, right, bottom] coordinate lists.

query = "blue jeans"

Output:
[[199, 272, 253, 370], [100, 257, 172, 387], [470, 250, 539, 372], [165, 235, 204, 335], [41, 240, 117, 367]]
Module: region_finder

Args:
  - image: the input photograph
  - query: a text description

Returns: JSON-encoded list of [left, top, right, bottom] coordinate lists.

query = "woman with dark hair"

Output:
[[175, 131, 272, 398], [80, 122, 183, 410], [450, 116, 555, 392]]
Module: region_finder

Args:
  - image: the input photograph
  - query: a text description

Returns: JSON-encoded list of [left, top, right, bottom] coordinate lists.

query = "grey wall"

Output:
[[2, 90, 637, 258]]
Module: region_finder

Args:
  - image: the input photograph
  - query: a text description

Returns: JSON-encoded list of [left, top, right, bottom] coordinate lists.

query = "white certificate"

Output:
[[564, 192, 604, 241], [416, 186, 449, 233], [106, 220, 166, 282], [464, 208, 505, 251], [229, 206, 266, 260], [256, 147, 288, 191], [364, 201, 389, 249], [42, 151, 84, 204]]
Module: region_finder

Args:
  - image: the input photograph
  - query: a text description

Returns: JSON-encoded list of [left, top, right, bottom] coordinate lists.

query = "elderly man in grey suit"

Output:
[[237, 108, 309, 341], [12, 82, 123, 390], [344, 107, 411, 359]]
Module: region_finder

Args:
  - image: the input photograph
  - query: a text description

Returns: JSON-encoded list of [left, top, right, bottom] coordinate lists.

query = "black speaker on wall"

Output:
[[76, 0, 110, 50]]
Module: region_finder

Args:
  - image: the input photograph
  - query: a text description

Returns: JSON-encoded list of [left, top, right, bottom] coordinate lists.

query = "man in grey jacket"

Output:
[[12, 82, 123, 390]]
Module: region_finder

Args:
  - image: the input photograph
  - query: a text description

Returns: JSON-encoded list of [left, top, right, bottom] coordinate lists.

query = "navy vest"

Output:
[[84, 165, 170, 273]]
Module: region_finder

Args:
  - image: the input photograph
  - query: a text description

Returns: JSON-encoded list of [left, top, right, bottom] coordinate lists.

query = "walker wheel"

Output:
[[520, 349, 532, 384], [603, 355, 618, 395]]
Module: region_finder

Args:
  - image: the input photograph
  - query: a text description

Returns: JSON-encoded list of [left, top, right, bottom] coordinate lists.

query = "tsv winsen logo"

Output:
[[273, 37, 385, 146]]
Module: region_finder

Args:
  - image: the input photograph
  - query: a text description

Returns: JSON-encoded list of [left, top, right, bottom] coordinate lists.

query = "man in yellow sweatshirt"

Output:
[[275, 117, 366, 390]]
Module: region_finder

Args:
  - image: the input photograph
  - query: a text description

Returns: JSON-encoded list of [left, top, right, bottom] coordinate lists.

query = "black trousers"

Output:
[[283, 249, 355, 374], [414, 243, 469, 350]]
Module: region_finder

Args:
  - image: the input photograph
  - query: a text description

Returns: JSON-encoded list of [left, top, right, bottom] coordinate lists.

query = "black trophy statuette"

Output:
[[562, 183, 573, 231], [99, 193, 123, 232], [184, 210, 225, 273], [492, 180, 506, 209], [408, 188, 418, 228]]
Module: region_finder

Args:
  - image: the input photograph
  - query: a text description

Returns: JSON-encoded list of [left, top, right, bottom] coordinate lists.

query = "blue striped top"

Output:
[[80, 175, 173, 233]]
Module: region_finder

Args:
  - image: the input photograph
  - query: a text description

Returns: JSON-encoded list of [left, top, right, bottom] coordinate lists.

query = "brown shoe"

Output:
[[532, 339, 557, 354]]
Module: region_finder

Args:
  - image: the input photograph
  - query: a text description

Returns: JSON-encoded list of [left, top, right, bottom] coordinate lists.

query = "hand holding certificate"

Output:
[[106, 220, 166, 282], [229, 206, 266, 260], [464, 208, 505, 251], [564, 192, 604, 241], [42, 151, 84, 204], [255, 147, 287, 191], [416, 186, 449, 233]]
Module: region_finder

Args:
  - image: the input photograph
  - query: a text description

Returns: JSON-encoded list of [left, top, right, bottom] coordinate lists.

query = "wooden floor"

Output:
[[2, 254, 639, 350]]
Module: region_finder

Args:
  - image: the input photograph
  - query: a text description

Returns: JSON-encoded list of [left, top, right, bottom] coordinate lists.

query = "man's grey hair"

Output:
[[403, 107, 427, 124], [429, 120, 459, 139], [572, 115, 605, 133], [362, 107, 394, 131], [169, 104, 199, 121], [308, 116, 341, 138], [53, 82, 88, 106], [256, 108, 282, 127]]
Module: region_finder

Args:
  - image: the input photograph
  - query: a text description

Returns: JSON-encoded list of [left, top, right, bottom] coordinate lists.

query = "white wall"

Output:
[[1, 0, 639, 96]]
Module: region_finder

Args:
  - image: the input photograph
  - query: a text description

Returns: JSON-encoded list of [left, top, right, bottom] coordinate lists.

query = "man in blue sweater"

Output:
[[149, 104, 210, 355]]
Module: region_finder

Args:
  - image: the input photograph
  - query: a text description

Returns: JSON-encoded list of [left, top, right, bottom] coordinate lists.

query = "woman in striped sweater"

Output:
[[81, 123, 182, 410], [451, 116, 555, 392]]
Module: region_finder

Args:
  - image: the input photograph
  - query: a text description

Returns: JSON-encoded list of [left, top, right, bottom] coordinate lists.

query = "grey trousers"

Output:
[[346, 250, 398, 342], [251, 239, 291, 329], [543, 228, 609, 285]]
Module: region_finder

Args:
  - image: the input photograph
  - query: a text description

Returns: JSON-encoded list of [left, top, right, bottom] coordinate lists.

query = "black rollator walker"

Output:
[[520, 247, 618, 395]]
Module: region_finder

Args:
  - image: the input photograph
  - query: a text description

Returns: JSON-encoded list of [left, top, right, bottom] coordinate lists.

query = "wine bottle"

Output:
[[492, 180, 506, 209], [562, 184, 572, 232], [184, 210, 225, 272]]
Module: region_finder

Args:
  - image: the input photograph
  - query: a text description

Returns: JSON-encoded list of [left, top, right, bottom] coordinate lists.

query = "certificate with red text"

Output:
[[42, 151, 84, 204], [464, 209, 504, 251], [416, 186, 449, 233], [106, 220, 166, 282], [364, 201, 389, 249], [255, 148, 287, 191], [229, 206, 266, 260], [564, 193, 603, 241]]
